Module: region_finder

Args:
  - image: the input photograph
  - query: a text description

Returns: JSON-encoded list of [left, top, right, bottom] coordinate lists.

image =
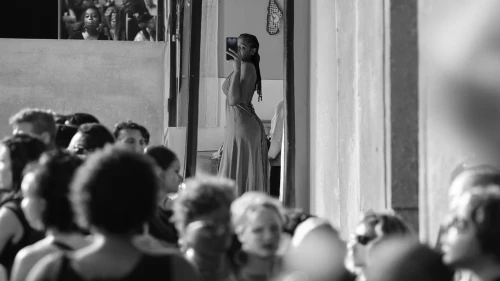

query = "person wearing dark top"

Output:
[[70, 6, 109, 40], [0, 135, 47, 277], [55, 125, 78, 149], [26, 146, 199, 281], [10, 150, 91, 281], [145, 146, 183, 246]]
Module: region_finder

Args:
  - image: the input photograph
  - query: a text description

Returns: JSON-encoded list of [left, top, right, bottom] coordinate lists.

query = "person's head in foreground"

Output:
[[71, 145, 158, 234], [10, 108, 56, 150], [346, 211, 413, 273], [280, 218, 352, 281], [231, 191, 285, 260], [366, 238, 453, 281], [172, 175, 236, 256], [441, 187, 500, 281], [67, 123, 114, 159], [114, 121, 150, 154]]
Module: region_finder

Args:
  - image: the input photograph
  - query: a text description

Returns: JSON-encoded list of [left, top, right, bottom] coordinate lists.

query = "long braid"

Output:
[[239, 34, 263, 102]]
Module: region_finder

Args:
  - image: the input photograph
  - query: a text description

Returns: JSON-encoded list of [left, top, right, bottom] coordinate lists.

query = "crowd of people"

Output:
[[0, 107, 497, 281], [61, 0, 157, 41]]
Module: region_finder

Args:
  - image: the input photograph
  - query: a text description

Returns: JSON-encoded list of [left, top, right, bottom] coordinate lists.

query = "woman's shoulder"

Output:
[[15, 237, 54, 262], [25, 252, 70, 281], [11, 239, 57, 281], [241, 62, 257, 73], [0, 203, 22, 227]]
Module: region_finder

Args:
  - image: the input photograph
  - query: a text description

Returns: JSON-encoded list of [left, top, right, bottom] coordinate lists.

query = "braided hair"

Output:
[[238, 33, 263, 102]]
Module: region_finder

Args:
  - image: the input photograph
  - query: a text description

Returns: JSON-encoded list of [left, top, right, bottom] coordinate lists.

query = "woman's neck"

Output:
[[241, 252, 276, 276], [77, 231, 137, 257]]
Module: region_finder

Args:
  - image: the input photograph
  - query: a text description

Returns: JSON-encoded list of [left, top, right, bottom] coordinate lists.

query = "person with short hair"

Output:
[[230, 191, 286, 281], [67, 123, 114, 158], [26, 146, 199, 281], [172, 175, 237, 281], [10, 108, 57, 150], [114, 120, 150, 153], [346, 211, 413, 281], [441, 187, 500, 281], [0, 135, 46, 277], [10, 150, 91, 281]]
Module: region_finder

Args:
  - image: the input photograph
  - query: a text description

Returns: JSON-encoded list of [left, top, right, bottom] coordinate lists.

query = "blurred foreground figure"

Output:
[[441, 187, 500, 281], [172, 176, 236, 281], [26, 146, 198, 281], [366, 238, 453, 281], [11, 151, 90, 281], [230, 191, 285, 281], [429, 0, 500, 168], [278, 218, 353, 281]]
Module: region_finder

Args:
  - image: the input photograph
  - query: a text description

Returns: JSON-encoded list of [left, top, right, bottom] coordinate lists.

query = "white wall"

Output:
[[0, 39, 166, 146]]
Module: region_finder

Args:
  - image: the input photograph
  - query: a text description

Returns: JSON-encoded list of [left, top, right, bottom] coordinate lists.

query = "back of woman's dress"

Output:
[[218, 71, 269, 195]]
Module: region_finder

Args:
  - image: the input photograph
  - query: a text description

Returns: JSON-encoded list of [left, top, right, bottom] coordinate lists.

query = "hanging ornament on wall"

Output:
[[267, 0, 283, 35]]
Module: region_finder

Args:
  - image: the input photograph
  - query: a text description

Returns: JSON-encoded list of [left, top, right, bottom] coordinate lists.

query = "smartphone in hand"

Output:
[[226, 37, 238, 61]]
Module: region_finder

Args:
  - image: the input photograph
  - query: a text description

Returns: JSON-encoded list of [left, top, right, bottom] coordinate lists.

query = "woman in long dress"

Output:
[[219, 33, 269, 196]]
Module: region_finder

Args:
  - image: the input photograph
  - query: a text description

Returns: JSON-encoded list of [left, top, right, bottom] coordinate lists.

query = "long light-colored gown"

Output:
[[218, 71, 269, 195]]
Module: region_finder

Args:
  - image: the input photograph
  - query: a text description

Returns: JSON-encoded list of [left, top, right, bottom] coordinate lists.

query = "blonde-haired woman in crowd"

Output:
[[230, 191, 286, 281]]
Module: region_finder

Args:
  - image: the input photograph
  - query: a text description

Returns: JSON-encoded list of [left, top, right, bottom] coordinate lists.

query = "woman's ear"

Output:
[[235, 225, 246, 243], [251, 48, 257, 56]]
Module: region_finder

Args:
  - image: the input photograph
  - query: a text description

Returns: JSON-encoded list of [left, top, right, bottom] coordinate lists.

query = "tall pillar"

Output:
[[309, 0, 339, 225], [308, 0, 419, 236], [385, 0, 419, 232]]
